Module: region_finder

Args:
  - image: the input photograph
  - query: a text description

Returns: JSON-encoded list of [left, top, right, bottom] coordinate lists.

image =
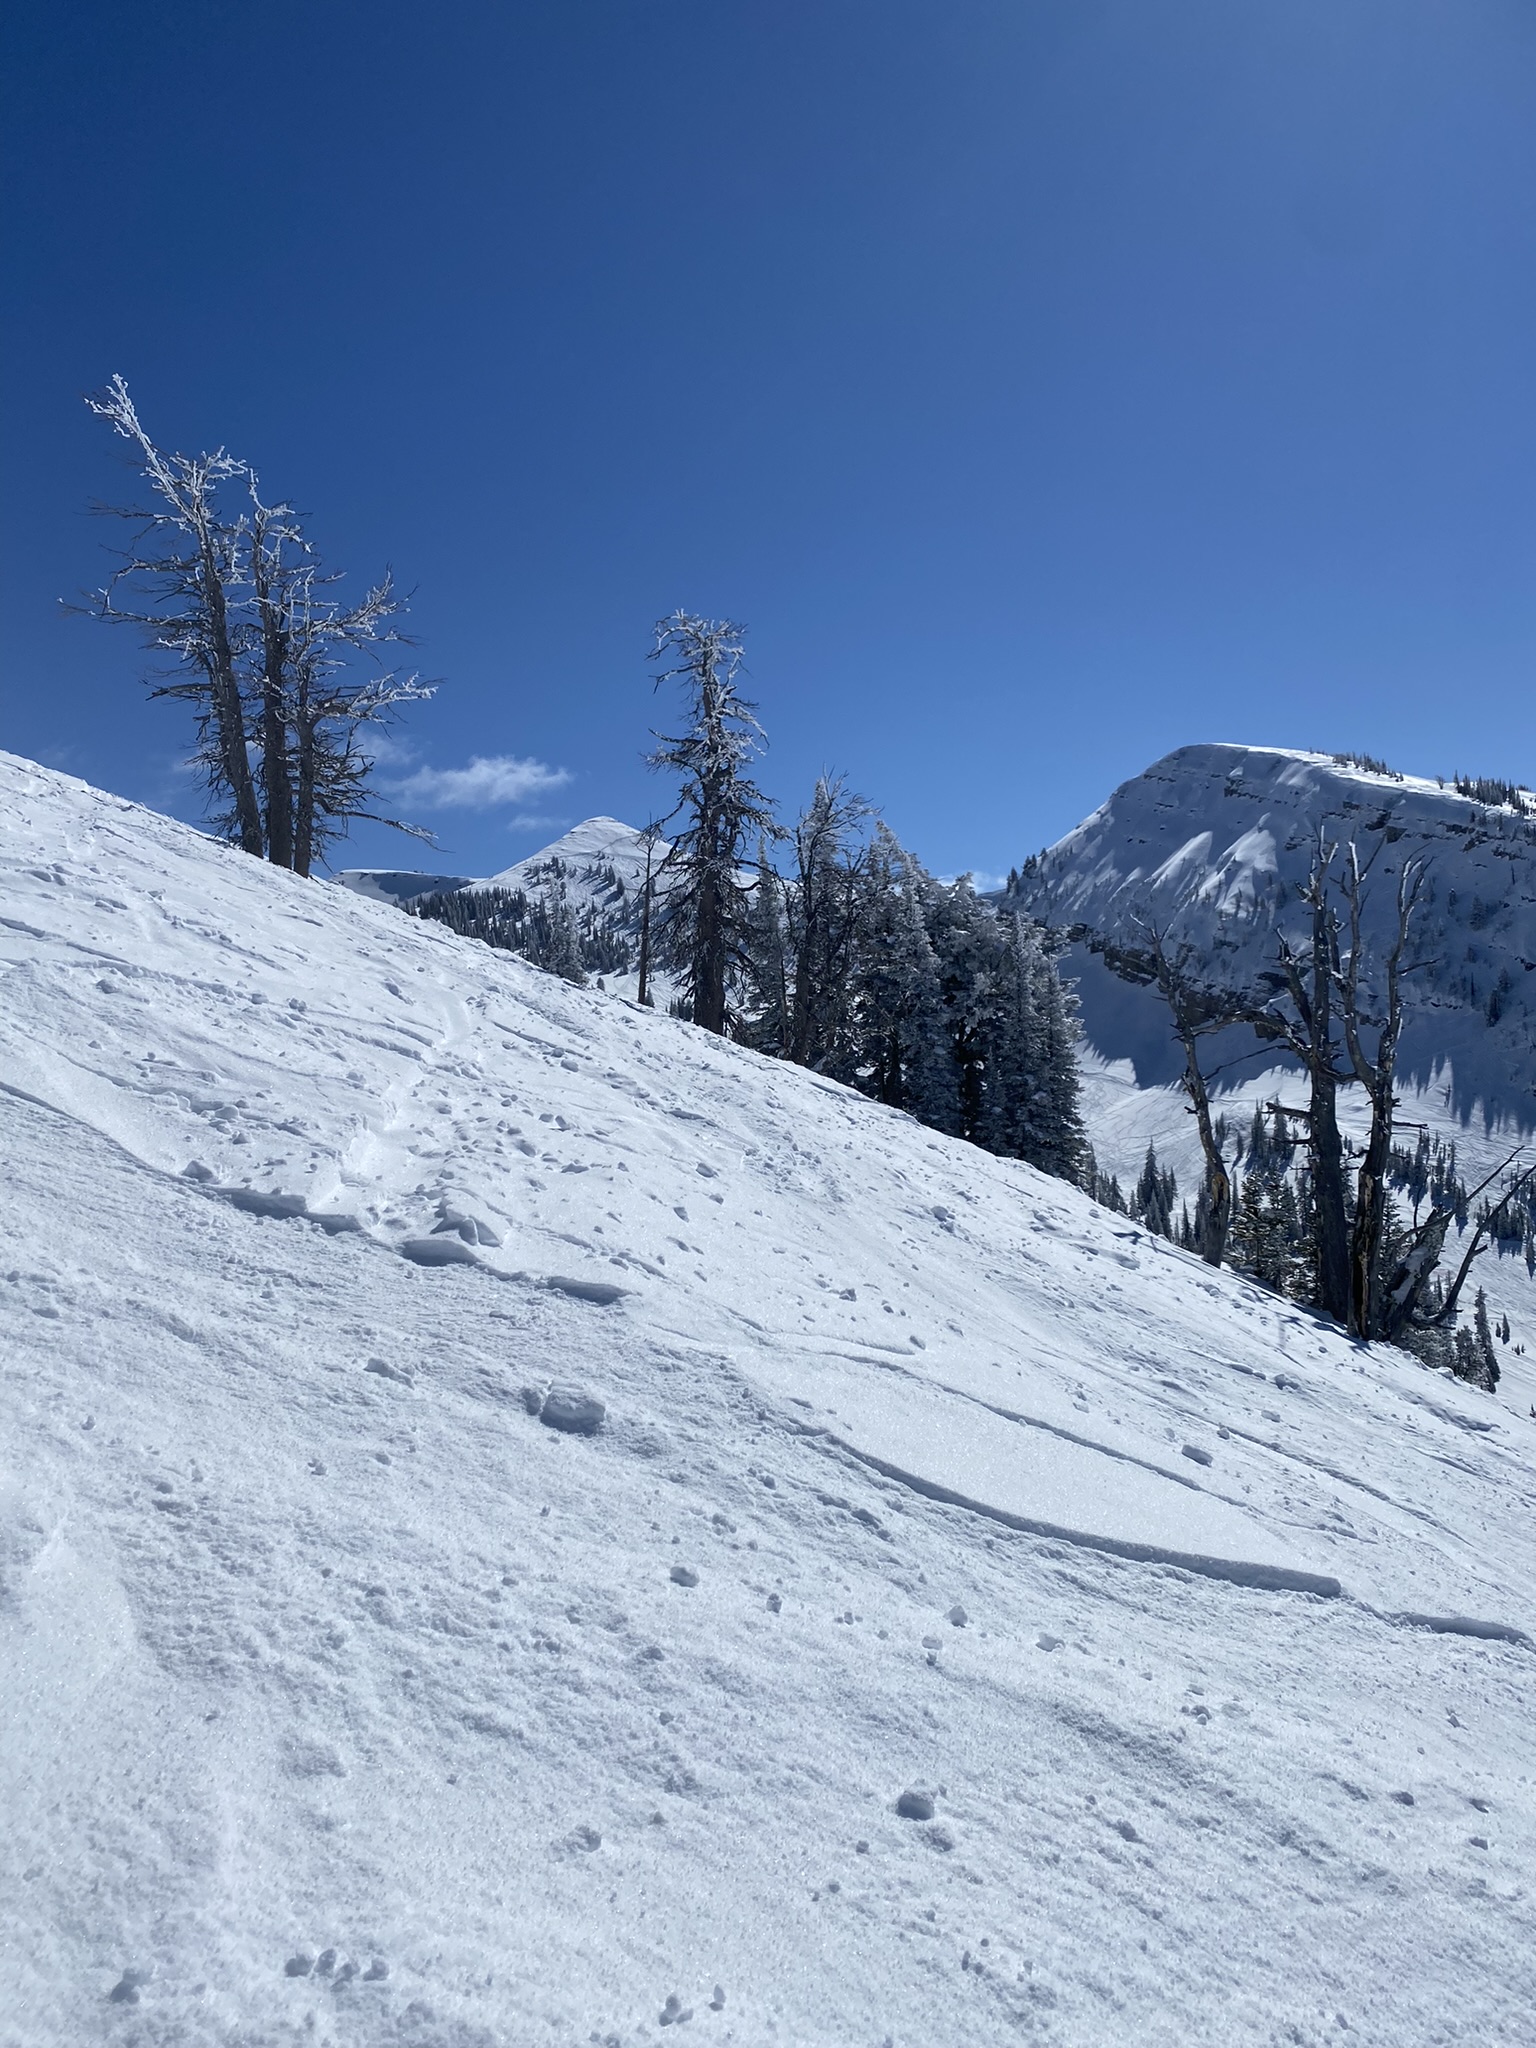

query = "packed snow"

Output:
[[3, 748, 1535, 2046]]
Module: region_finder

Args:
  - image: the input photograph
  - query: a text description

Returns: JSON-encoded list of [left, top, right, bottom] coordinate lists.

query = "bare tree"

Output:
[[1338, 846, 1428, 1338], [1381, 1150, 1536, 1344], [247, 487, 303, 869], [634, 819, 666, 1009], [263, 554, 432, 876], [1253, 835, 1354, 1325], [1098, 924, 1246, 1267], [79, 378, 434, 875], [647, 612, 780, 1035], [78, 376, 264, 854]]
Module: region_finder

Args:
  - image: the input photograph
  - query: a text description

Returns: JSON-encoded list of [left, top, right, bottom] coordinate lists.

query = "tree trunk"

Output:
[[200, 533, 264, 856], [693, 864, 727, 1033], [1350, 1074, 1394, 1338], [1310, 1061, 1351, 1323], [293, 704, 316, 879], [636, 849, 655, 1008], [1178, 1023, 1231, 1266]]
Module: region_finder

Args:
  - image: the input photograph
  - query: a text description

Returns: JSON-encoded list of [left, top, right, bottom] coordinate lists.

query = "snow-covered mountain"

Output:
[[479, 815, 664, 898], [1011, 743, 1536, 1129], [335, 817, 663, 914], [4, 748, 1536, 2044], [1007, 744, 1536, 1333]]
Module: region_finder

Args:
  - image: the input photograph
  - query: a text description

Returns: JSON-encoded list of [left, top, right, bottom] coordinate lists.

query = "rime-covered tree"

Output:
[[78, 376, 432, 874], [647, 613, 779, 1036], [79, 376, 263, 854]]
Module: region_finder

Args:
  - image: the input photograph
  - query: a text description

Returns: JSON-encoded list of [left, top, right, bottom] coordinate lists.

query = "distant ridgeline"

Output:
[[1007, 743, 1536, 1130]]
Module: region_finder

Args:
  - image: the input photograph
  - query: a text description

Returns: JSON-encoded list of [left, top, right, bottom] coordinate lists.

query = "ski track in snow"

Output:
[[2, 749, 1535, 2047]]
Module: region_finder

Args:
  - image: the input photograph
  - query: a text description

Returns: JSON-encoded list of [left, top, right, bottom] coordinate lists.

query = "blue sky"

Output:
[[3, 1, 1535, 881]]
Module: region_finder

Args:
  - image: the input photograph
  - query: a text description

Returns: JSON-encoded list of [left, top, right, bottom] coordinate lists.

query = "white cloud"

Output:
[[938, 868, 1010, 894], [364, 730, 420, 768], [385, 754, 572, 811], [507, 812, 567, 833]]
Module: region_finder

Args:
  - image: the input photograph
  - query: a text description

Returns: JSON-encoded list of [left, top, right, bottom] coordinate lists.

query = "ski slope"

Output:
[[3, 748, 1535, 2047]]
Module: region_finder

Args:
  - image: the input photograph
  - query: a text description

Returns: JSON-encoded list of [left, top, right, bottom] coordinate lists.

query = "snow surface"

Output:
[[3, 749, 1536, 2046]]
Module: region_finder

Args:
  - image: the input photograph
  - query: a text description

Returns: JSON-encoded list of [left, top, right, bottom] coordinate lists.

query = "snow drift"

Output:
[[2, 749, 1534, 2046]]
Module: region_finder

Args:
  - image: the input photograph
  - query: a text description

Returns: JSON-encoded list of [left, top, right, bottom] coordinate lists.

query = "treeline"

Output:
[[77, 377, 429, 873], [735, 810, 1083, 1178], [412, 866, 634, 982]]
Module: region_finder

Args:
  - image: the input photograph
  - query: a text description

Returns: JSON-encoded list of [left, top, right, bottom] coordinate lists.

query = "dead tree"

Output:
[[248, 487, 304, 869], [1097, 926, 1247, 1267], [634, 820, 666, 1009], [1380, 1151, 1536, 1344], [1339, 846, 1428, 1338], [281, 569, 433, 876], [79, 378, 434, 873], [79, 376, 264, 855], [1254, 835, 1353, 1325]]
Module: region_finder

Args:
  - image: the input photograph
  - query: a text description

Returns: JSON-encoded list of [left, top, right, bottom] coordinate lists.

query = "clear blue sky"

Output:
[[3, 1, 1534, 881]]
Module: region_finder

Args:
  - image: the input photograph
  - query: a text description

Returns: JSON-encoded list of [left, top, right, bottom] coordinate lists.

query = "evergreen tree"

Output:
[[647, 613, 779, 1035], [785, 776, 869, 1072], [1133, 1144, 1179, 1240], [742, 845, 791, 1057]]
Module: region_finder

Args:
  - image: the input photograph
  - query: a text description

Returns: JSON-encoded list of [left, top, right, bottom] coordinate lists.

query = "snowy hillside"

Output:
[[3, 747, 1535, 2046]]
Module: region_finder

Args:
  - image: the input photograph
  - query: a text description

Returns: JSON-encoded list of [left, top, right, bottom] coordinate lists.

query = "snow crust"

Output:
[[3, 748, 1535, 2045]]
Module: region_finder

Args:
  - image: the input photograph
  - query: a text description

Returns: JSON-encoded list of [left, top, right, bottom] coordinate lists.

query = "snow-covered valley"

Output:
[[3, 748, 1535, 2046]]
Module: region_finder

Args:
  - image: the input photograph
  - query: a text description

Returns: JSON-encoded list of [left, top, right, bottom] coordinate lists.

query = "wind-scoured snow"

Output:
[[3, 748, 1534, 2047]]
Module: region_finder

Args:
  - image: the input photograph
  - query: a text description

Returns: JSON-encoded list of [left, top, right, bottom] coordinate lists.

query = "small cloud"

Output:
[[385, 753, 571, 811], [508, 812, 568, 833], [365, 730, 420, 768], [938, 868, 1009, 893]]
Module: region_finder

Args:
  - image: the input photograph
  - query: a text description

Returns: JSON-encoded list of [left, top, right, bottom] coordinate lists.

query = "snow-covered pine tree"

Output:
[[785, 775, 870, 1073], [1133, 1144, 1179, 1240], [1452, 1288, 1500, 1391], [741, 844, 791, 1057], [1021, 929, 1086, 1180], [647, 613, 779, 1036], [927, 874, 1002, 1142], [844, 827, 952, 1124]]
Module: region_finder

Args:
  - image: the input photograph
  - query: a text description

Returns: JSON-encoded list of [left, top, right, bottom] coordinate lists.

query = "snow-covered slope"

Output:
[[3, 749, 1535, 2046], [329, 869, 479, 906]]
